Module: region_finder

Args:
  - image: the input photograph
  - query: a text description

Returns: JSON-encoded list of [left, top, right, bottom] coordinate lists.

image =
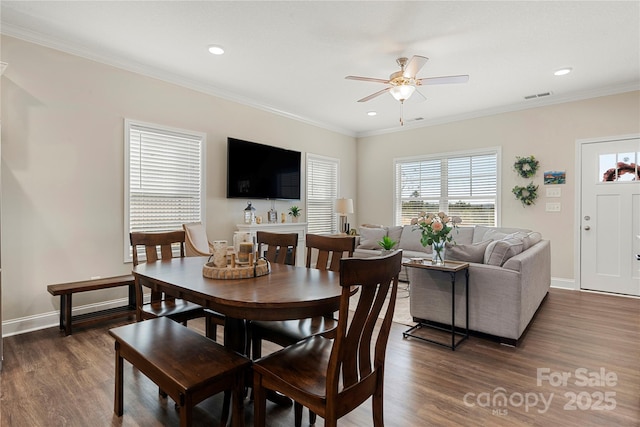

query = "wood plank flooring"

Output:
[[1, 288, 638, 426]]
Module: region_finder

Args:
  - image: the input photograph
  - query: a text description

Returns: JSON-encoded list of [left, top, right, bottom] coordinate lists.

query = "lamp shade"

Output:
[[389, 84, 415, 102], [335, 198, 354, 215]]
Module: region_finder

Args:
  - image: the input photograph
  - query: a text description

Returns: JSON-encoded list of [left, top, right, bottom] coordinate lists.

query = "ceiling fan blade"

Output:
[[403, 55, 429, 78], [417, 75, 470, 85], [357, 87, 391, 102], [345, 75, 390, 84], [411, 89, 427, 103]]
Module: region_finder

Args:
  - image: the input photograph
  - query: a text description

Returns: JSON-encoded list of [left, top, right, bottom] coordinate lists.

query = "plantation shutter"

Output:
[[125, 120, 205, 260], [395, 150, 498, 226], [306, 154, 339, 234]]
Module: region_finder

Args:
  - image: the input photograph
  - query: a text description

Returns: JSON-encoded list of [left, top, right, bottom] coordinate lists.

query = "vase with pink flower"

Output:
[[411, 212, 462, 265]]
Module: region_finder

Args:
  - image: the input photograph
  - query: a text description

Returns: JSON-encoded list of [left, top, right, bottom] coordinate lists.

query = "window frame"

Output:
[[306, 153, 340, 234], [123, 119, 206, 262], [393, 147, 501, 227]]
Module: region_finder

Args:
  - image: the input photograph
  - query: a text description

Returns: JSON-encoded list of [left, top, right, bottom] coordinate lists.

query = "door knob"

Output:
[[584, 226, 591, 230]]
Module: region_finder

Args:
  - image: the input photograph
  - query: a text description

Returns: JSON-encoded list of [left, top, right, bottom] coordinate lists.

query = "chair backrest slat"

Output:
[[305, 234, 355, 272], [256, 231, 298, 265]]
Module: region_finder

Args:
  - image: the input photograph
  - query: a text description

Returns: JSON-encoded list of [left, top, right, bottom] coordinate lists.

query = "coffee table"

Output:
[[402, 260, 470, 350]]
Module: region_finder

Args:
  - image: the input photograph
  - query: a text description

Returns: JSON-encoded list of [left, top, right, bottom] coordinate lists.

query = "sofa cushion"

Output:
[[357, 227, 387, 250], [522, 231, 542, 250], [483, 229, 510, 242], [450, 227, 474, 245], [446, 240, 492, 263], [484, 237, 524, 266], [387, 226, 404, 246], [399, 225, 427, 252], [472, 226, 531, 244]]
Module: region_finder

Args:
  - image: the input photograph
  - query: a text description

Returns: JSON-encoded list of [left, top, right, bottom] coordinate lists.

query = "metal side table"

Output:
[[402, 260, 470, 350]]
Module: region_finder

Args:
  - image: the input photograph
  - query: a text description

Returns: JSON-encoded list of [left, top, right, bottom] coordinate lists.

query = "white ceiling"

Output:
[[1, 1, 639, 137]]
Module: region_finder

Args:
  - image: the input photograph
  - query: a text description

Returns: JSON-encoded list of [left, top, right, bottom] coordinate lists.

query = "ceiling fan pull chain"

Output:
[[399, 101, 404, 126]]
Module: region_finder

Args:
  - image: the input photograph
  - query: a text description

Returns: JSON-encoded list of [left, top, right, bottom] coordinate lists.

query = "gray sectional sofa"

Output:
[[353, 225, 551, 345]]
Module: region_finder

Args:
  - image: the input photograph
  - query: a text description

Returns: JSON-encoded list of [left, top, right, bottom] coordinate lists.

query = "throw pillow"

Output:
[[398, 225, 427, 252], [484, 237, 524, 266], [357, 227, 387, 250], [445, 240, 492, 263]]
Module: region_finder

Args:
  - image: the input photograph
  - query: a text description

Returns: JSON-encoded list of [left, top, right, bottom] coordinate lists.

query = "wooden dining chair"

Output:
[[256, 231, 298, 265], [250, 233, 355, 359], [130, 231, 225, 340], [253, 251, 403, 427], [305, 233, 356, 271], [250, 233, 355, 423]]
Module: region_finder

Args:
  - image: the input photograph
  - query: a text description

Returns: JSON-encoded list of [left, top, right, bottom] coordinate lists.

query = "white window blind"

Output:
[[306, 154, 339, 234], [124, 120, 205, 260], [395, 149, 498, 226]]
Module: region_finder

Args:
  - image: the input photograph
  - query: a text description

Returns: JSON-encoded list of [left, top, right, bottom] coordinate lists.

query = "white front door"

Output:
[[580, 136, 640, 296]]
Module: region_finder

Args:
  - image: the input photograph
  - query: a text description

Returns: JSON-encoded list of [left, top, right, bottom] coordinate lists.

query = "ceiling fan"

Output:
[[345, 55, 469, 125]]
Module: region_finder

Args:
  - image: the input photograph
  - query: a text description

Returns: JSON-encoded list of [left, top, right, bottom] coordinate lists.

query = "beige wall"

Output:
[[0, 36, 356, 330], [356, 91, 640, 280]]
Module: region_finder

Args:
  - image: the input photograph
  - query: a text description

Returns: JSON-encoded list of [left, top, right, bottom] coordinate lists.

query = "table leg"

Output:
[[224, 317, 247, 355], [63, 294, 72, 336], [450, 271, 456, 350], [465, 269, 470, 339], [127, 283, 136, 309], [224, 317, 292, 407]]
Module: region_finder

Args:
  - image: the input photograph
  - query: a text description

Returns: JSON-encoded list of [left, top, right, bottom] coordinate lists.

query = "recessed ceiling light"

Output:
[[367, 111, 377, 116], [208, 45, 225, 55], [554, 68, 572, 76]]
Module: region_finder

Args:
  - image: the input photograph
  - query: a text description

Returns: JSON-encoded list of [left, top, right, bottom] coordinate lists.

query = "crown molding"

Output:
[[0, 24, 356, 137], [355, 82, 640, 138]]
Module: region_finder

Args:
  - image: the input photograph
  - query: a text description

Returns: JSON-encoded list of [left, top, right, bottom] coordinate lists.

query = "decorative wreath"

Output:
[[512, 183, 539, 206], [513, 155, 539, 179]]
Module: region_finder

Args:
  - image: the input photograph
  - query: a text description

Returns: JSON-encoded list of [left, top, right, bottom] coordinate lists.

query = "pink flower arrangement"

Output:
[[411, 212, 462, 247]]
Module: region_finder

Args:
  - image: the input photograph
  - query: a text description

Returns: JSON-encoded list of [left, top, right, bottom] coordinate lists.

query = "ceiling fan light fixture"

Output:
[[389, 84, 415, 102]]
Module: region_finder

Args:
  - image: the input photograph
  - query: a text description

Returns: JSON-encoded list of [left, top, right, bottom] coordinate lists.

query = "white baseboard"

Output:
[[1, 297, 133, 337], [550, 277, 577, 290]]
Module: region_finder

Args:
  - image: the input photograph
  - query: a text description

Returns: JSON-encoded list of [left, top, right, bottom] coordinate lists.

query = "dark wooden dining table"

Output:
[[132, 256, 345, 355]]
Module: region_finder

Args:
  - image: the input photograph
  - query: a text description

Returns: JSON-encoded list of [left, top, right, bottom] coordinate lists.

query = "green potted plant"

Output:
[[288, 205, 302, 222], [377, 235, 398, 255]]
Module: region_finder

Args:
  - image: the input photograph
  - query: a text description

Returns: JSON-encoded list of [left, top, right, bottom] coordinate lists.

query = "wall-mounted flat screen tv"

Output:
[[227, 137, 301, 200]]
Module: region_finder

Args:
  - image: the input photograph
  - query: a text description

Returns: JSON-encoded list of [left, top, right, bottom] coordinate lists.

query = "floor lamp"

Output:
[[335, 198, 354, 234]]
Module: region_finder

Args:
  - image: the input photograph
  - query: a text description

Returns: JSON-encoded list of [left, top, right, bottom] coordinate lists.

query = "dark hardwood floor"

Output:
[[1, 288, 638, 426]]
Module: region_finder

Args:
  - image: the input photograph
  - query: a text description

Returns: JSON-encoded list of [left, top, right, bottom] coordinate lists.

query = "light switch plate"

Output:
[[546, 202, 561, 212], [546, 187, 561, 197]]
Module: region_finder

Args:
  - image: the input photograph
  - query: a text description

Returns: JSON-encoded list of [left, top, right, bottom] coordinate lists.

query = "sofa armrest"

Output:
[[503, 239, 551, 336], [502, 239, 549, 273]]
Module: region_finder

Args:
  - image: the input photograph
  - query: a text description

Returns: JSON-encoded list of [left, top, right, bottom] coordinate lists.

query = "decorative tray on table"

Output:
[[202, 258, 270, 279]]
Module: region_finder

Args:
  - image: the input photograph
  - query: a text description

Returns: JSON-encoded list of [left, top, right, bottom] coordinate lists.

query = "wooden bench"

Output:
[[47, 274, 136, 335], [109, 317, 251, 427]]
